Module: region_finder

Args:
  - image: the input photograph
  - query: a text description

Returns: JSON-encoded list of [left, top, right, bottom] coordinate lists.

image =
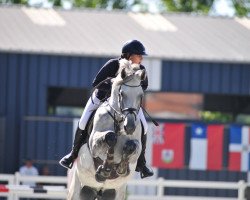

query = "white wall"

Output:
[[142, 58, 162, 91]]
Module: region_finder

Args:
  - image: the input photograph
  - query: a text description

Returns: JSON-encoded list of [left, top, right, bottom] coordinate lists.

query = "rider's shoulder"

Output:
[[105, 58, 119, 66], [102, 58, 119, 70], [139, 64, 146, 70]]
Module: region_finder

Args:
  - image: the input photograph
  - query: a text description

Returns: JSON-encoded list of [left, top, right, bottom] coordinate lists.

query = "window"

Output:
[[145, 92, 250, 124], [145, 92, 203, 120], [47, 87, 89, 116]]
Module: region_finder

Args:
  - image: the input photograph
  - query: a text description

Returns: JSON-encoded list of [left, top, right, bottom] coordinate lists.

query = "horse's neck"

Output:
[[108, 92, 120, 111]]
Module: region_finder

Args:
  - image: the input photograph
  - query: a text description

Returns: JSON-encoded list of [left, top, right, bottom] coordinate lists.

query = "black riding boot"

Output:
[[136, 133, 154, 179], [59, 127, 87, 169]]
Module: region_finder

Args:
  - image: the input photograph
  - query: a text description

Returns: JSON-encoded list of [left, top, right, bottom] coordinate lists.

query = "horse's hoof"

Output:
[[96, 165, 111, 177], [95, 165, 109, 182], [116, 160, 130, 177], [95, 173, 106, 183], [117, 168, 130, 177]]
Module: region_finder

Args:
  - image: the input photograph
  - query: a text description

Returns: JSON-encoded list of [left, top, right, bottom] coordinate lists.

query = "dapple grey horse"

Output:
[[68, 64, 146, 200]]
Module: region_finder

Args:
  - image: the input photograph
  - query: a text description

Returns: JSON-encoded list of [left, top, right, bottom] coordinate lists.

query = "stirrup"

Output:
[[139, 165, 154, 179]]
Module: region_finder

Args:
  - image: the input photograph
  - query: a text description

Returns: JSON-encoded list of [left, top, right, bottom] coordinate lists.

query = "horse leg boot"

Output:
[[95, 132, 117, 183], [59, 127, 87, 169], [59, 94, 101, 169], [136, 133, 154, 179], [117, 139, 138, 176]]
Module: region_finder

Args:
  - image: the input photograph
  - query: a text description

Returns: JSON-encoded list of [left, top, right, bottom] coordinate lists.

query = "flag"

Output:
[[152, 123, 185, 169], [189, 123, 224, 170], [228, 125, 250, 172]]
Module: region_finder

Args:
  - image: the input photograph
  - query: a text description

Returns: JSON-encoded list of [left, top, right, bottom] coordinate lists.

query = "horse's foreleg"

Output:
[[117, 139, 138, 176], [80, 186, 98, 200], [101, 189, 116, 200], [95, 131, 117, 182], [115, 185, 126, 200], [103, 131, 117, 169], [67, 165, 81, 200]]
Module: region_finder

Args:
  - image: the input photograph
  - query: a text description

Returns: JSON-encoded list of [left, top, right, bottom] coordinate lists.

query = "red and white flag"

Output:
[[152, 123, 185, 169], [189, 124, 224, 170]]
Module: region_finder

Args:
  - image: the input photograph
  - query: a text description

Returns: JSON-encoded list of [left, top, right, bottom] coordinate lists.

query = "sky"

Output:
[[209, 0, 236, 17]]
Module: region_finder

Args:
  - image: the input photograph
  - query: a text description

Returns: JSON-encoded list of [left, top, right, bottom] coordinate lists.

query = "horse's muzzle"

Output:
[[124, 114, 136, 135]]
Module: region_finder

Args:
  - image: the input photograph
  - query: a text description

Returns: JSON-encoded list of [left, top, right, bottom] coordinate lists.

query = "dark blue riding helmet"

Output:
[[122, 40, 147, 55]]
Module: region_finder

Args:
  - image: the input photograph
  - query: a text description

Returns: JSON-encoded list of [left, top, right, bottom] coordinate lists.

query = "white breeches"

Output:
[[138, 108, 148, 134], [78, 94, 101, 130], [78, 93, 148, 134]]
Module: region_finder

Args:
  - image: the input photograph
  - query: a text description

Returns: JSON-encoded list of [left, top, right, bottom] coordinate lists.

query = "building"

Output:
[[0, 6, 250, 196]]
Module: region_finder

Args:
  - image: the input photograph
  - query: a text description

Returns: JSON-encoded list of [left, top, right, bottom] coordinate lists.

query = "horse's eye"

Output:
[[119, 91, 124, 97]]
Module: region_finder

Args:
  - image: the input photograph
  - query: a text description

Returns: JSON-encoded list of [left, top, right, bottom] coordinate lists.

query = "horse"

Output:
[[68, 63, 147, 200]]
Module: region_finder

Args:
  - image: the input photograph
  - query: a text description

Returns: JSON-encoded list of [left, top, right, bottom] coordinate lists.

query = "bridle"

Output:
[[106, 74, 143, 133]]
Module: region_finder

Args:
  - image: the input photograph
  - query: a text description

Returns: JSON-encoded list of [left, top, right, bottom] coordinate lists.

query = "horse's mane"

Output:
[[117, 59, 140, 74]]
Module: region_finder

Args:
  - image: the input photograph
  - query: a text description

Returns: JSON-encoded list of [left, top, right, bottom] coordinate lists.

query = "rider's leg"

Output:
[[135, 108, 154, 178], [59, 94, 101, 169]]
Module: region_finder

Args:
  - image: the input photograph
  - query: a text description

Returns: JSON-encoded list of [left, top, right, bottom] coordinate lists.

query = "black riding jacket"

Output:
[[92, 58, 148, 100]]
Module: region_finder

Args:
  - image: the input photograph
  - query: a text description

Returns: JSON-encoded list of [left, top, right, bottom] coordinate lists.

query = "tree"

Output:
[[2, 0, 249, 17], [52, 0, 143, 9], [73, 0, 108, 8], [161, 0, 250, 16], [0, 0, 143, 10], [162, 0, 214, 13], [232, 0, 250, 16], [73, 0, 142, 9]]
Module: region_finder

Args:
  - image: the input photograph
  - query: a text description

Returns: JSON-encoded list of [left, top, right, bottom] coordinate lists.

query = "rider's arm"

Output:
[[92, 59, 119, 87], [140, 64, 148, 91]]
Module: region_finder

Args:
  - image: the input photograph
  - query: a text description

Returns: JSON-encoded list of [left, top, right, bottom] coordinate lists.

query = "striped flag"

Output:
[[228, 125, 250, 171], [189, 123, 224, 170]]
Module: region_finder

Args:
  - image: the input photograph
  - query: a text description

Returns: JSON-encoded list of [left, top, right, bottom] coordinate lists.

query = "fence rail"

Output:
[[0, 172, 247, 200]]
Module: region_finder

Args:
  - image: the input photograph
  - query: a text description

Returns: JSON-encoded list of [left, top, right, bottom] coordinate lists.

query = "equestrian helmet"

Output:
[[122, 40, 147, 55]]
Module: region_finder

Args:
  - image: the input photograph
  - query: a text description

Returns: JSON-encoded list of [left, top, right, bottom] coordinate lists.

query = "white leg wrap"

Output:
[[138, 108, 148, 134], [78, 94, 100, 130]]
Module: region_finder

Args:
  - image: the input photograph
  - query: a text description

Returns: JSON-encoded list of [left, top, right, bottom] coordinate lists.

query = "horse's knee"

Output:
[[80, 186, 97, 200], [102, 189, 116, 200], [105, 132, 117, 147], [123, 140, 138, 155]]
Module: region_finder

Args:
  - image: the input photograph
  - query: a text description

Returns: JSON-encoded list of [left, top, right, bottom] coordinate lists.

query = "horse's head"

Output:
[[111, 63, 146, 135]]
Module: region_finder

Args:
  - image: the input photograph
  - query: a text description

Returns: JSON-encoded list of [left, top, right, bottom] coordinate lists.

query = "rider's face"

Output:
[[129, 54, 143, 64]]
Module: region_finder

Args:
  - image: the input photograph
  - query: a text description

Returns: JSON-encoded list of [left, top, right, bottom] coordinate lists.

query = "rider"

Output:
[[59, 39, 154, 179]]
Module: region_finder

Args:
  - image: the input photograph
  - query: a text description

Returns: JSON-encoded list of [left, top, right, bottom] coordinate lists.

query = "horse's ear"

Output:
[[121, 67, 127, 79]]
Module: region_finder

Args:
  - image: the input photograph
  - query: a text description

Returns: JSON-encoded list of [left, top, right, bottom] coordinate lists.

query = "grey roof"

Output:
[[0, 5, 250, 63]]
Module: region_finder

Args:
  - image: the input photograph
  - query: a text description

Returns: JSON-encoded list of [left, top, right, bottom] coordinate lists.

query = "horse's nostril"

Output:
[[124, 114, 136, 135]]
